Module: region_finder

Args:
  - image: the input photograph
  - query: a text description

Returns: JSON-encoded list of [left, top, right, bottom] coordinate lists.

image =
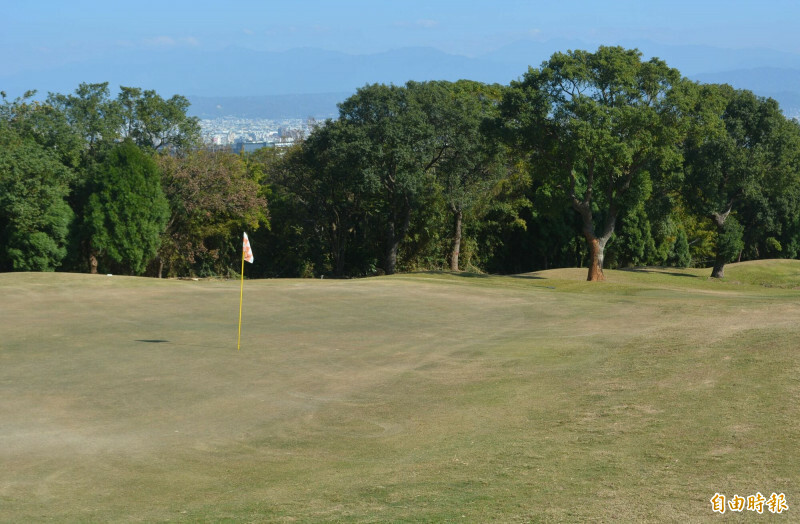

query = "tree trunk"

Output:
[[710, 209, 730, 279], [157, 257, 164, 279], [385, 220, 398, 276], [89, 254, 98, 275], [585, 234, 606, 282], [711, 257, 726, 279], [384, 206, 411, 276], [385, 239, 400, 275], [570, 174, 616, 283], [330, 224, 346, 277], [450, 208, 463, 272]]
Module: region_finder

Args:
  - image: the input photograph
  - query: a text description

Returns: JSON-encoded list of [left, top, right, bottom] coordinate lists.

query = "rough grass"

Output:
[[1, 261, 799, 522]]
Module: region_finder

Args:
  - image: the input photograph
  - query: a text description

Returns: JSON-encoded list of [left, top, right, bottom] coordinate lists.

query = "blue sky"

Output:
[[4, 0, 800, 70]]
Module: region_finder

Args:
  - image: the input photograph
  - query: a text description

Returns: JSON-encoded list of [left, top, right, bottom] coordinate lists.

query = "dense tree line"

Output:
[[3, 47, 800, 280], [0, 83, 268, 277]]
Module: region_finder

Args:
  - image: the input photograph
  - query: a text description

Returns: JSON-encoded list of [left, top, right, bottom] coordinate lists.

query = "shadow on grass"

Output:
[[413, 270, 553, 281], [413, 270, 491, 278], [619, 267, 700, 278], [135, 339, 233, 350], [508, 274, 546, 280]]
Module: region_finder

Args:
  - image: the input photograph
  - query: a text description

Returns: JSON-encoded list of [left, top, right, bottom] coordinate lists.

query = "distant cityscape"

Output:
[[199, 102, 800, 155], [199, 117, 320, 151]]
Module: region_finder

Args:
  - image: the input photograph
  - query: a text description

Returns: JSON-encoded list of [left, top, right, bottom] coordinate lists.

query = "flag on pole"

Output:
[[238, 232, 254, 350], [243, 232, 254, 263]]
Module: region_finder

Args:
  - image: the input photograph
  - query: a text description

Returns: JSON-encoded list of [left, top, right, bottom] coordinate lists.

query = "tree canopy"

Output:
[[502, 46, 686, 280], [79, 140, 169, 275], [682, 84, 800, 277], [4, 49, 800, 280]]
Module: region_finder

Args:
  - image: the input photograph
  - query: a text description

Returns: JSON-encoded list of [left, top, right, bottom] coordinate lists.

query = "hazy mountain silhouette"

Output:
[[3, 40, 799, 118]]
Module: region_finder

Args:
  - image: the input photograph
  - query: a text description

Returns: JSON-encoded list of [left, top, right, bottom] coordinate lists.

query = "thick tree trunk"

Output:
[[89, 254, 98, 275], [385, 244, 399, 275], [710, 208, 731, 279], [450, 208, 463, 272], [384, 206, 412, 276], [569, 168, 615, 283], [711, 258, 726, 279], [585, 234, 606, 282], [157, 257, 164, 279]]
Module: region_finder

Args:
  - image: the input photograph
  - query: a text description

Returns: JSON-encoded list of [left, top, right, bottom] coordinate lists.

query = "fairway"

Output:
[[1, 262, 799, 522]]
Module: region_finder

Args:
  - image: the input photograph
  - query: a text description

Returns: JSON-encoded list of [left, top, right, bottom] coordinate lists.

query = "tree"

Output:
[[0, 130, 75, 271], [606, 203, 657, 268], [288, 119, 376, 276], [80, 141, 168, 274], [0, 90, 83, 169], [47, 82, 122, 158], [156, 149, 268, 277], [0, 91, 81, 272], [502, 46, 686, 280], [682, 85, 799, 277], [337, 82, 445, 275], [248, 144, 327, 278], [430, 80, 506, 271], [120, 88, 201, 151], [669, 227, 691, 268], [47, 83, 200, 157]]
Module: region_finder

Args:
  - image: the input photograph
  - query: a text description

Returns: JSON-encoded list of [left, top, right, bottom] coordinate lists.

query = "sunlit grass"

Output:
[[1, 261, 798, 521]]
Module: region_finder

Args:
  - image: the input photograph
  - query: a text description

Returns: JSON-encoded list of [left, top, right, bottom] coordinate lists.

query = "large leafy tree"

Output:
[[502, 46, 686, 280], [80, 141, 169, 275], [48, 83, 199, 158], [47, 82, 122, 159], [247, 145, 314, 277], [430, 80, 507, 271], [0, 92, 79, 271], [248, 144, 331, 278], [682, 85, 800, 277], [0, 130, 75, 271], [118, 87, 201, 151], [291, 119, 374, 276], [156, 150, 268, 277], [337, 82, 446, 275], [0, 90, 83, 169]]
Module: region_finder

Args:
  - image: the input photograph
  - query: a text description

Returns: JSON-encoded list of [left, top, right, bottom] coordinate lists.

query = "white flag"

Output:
[[243, 232, 254, 263]]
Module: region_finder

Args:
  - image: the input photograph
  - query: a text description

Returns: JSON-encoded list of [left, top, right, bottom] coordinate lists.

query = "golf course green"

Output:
[[1, 261, 798, 521]]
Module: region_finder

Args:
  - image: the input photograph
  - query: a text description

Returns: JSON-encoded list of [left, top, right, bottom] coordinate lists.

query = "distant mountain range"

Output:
[[3, 40, 800, 118]]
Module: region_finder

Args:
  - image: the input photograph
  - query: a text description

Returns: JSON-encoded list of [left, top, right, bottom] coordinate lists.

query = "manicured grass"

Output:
[[1, 261, 799, 522]]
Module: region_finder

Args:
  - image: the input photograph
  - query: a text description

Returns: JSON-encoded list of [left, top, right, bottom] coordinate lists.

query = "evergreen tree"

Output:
[[608, 204, 657, 267], [669, 227, 691, 268], [80, 141, 168, 274]]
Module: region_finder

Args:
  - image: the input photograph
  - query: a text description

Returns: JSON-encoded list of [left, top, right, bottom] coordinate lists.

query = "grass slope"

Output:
[[1, 261, 799, 522]]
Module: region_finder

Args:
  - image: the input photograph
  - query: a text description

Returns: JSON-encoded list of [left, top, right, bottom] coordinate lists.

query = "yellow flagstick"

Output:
[[237, 244, 245, 350]]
